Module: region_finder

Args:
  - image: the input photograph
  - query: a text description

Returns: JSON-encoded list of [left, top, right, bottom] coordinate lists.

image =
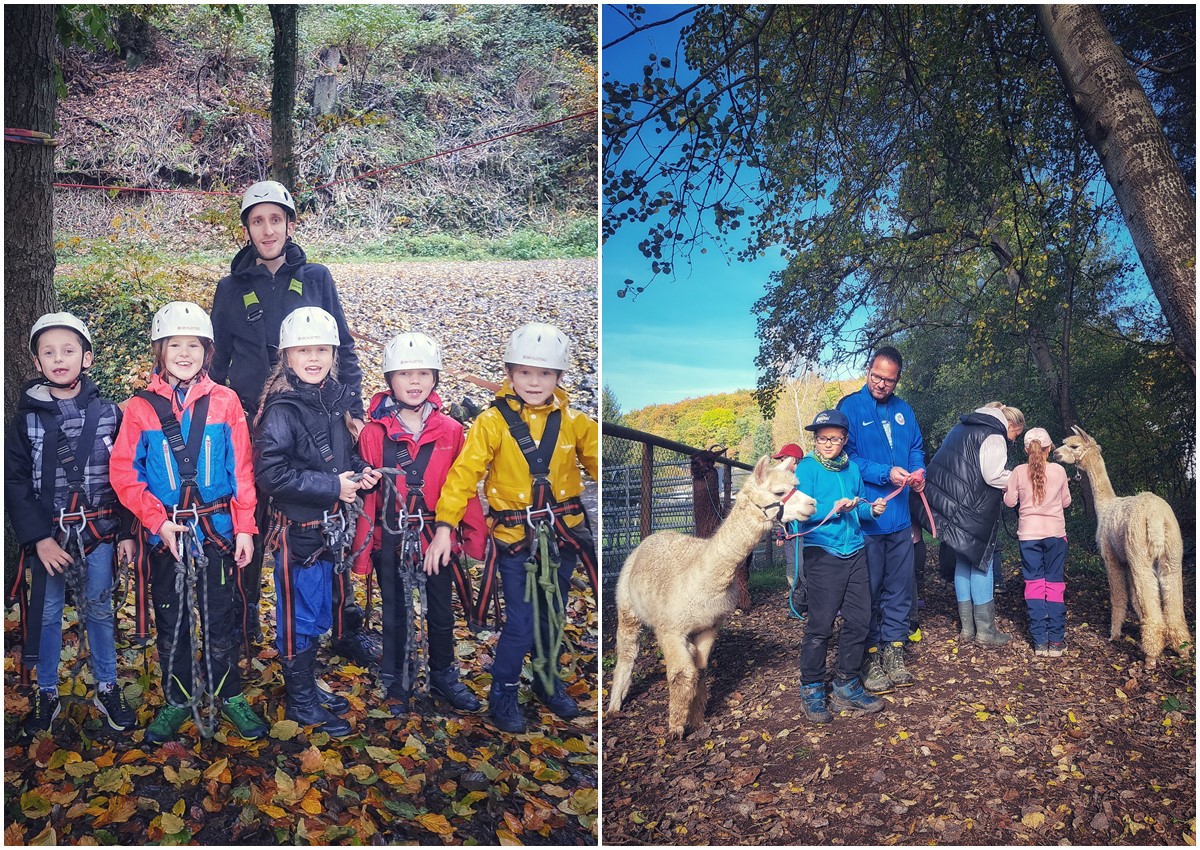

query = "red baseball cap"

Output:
[[772, 443, 805, 460]]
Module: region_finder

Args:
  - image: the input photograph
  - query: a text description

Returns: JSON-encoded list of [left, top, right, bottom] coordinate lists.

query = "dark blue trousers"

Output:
[[864, 528, 915, 646], [1019, 537, 1067, 644], [491, 545, 576, 685]]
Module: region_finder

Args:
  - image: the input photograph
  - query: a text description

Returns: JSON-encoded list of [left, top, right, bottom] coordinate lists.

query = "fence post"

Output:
[[640, 442, 653, 540]]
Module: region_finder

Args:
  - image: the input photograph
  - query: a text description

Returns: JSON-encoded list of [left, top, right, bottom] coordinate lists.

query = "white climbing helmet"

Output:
[[240, 180, 296, 224], [29, 312, 92, 352], [383, 332, 442, 372], [279, 306, 340, 349], [151, 301, 213, 342], [503, 322, 570, 371]]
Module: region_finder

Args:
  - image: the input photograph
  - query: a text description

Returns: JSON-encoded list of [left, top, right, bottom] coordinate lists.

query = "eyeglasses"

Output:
[[868, 372, 898, 387], [814, 435, 846, 445]]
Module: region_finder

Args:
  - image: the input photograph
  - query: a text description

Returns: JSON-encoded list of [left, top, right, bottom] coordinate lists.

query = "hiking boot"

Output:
[[957, 601, 976, 641], [488, 681, 527, 734], [429, 666, 481, 713], [23, 689, 61, 737], [881, 642, 914, 687], [973, 601, 1011, 647], [1048, 640, 1066, 657], [331, 630, 381, 667], [145, 704, 191, 744], [283, 647, 350, 737], [830, 678, 884, 715], [532, 675, 580, 720], [1034, 643, 1050, 656], [799, 682, 833, 724], [222, 694, 269, 741], [861, 649, 893, 694], [94, 684, 137, 731]]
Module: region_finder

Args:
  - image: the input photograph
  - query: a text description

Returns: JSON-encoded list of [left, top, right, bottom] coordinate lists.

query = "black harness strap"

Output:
[[135, 391, 212, 487]]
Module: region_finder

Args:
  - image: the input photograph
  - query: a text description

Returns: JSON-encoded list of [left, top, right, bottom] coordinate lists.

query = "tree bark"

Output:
[[268, 4, 298, 189], [1038, 4, 1196, 375], [4, 5, 58, 421]]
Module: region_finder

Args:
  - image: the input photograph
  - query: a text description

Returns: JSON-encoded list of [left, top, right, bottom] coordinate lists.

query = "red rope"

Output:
[[49, 108, 597, 199]]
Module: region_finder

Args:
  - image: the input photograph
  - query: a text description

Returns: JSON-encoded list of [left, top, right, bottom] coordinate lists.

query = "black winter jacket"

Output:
[[920, 411, 1007, 567], [4, 376, 125, 548], [253, 374, 369, 563], [210, 240, 364, 419]]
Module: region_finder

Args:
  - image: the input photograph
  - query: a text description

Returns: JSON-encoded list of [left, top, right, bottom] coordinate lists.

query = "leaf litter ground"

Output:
[[602, 554, 1196, 846], [4, 260, 599, 846]]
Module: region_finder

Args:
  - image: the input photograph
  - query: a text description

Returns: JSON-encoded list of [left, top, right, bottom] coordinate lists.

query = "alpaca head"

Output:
[[1053, 425, 1100, 466], [739, 455, 818, 524]]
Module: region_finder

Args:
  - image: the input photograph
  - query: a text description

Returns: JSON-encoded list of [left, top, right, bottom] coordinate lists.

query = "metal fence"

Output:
[[601, 422, 784, 585]]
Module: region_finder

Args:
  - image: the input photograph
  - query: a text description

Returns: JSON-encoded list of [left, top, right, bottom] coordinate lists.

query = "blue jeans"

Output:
[[954, 549, 995, 604], [37, 542, 118, 688], [491, 545, 576, 686], [274, 556, 334, 657]]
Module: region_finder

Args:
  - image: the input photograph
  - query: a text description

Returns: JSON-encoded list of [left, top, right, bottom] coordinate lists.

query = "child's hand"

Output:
[[35, 538, 72, 574], [234, 533, 254, 567], [157, 521, 188, 559], [338, 471, 360, 503], [424, 527, 453, 575], [834, 497, 859, 514], [871, 497, 887, 517], [117, 539, 136, 566], [358, 468, 382, 489]]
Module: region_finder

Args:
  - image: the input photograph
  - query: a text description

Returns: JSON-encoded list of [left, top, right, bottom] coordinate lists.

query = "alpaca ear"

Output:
[[779, 456, 797, 472], [1070, 425, 1083, 437], [753, 455, 771, 482], [1075, 425, 1093, 441]]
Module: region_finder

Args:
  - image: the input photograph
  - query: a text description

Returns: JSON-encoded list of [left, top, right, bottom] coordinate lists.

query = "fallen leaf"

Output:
[[1023, 812, 1046, 829], [270, 719, 300, 740], [415, 813, 454, 836]]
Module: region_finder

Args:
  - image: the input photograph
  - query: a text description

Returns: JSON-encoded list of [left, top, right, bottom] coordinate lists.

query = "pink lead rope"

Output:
[[782, 469, 936, 540]]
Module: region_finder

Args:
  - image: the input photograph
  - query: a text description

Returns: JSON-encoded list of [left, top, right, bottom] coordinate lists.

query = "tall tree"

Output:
[[1037, 4, 1196, 374], [4, 5, 59, 419], [268, 4, 298, 189]]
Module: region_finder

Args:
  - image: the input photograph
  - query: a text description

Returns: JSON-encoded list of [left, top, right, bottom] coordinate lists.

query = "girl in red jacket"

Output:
[[351, 332, 487, 715], [110, 302, 267, 744]]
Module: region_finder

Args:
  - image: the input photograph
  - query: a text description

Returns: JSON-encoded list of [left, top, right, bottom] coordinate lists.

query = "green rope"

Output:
[[525, 522, 567, 695]]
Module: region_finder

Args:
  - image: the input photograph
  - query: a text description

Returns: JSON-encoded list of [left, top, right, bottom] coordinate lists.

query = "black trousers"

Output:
[[149, 543, 241, 705], [800, 546, 871, 685], [374, 547, 455, 686]]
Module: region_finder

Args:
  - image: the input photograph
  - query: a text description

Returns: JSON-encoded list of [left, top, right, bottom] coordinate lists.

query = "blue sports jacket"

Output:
[[837, 385, 925, 535], [792, 454, 873, 557]]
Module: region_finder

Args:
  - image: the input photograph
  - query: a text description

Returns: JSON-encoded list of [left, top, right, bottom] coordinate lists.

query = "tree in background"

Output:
[[268, 4, 298, 189]]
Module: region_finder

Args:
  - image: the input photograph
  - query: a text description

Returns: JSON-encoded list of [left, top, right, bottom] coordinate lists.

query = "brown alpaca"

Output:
[[1053, 426, 1191, 668], [606, 456, 817, 737]]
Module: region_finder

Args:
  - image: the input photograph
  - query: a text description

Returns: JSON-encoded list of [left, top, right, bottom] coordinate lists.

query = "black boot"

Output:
[[283, 646, 352, 737], [386, 680, 412, 717], [488, 681, 526, 734], [429, 665, 482, 712], [316, 682, 350, 715], [331, 605, 381, 666], [532, 675, 580, 720]]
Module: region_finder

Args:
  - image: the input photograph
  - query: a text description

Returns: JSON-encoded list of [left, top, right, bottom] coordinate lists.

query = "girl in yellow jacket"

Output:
[[425, 322, 597, 734]]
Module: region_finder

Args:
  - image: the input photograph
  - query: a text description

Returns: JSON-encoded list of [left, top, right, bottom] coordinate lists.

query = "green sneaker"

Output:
[[145, 704, 192, 744], [222, 694, 268, 740]]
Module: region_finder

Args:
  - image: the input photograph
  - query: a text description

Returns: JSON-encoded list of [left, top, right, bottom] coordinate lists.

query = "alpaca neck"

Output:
[[1080, 452, 1117, 505], [707, 492, 771, 584]]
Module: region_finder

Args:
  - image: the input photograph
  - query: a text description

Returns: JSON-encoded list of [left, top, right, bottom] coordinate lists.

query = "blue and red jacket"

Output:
[[110, 372, 258, 548], [351, 390, 487, 574]]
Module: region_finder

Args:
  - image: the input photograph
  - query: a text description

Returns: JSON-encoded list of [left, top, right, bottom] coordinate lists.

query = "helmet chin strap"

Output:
[[248, 234, 293, 264]]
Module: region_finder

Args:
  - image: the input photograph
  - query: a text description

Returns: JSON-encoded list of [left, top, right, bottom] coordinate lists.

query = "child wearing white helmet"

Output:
[[253, 306, 381, 737], [209, 180, 367, 656], [109, 301, 267, 744], [425, 322, 598, 734], [349, 332, 489, 716], [5, 312, 137, 737], [1003, 427, 1072, 657]]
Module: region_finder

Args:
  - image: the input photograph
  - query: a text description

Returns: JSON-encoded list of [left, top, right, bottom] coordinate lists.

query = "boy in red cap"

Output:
[[773, 444, 807, 620]]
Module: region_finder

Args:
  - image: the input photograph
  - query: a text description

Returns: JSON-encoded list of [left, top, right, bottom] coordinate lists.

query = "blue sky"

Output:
[[601, 4, 794, 413]]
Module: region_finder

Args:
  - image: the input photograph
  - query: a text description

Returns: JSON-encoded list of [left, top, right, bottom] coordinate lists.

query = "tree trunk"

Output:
[[268, 4, 298, 189], [4, 5, 58, 421], [1037, 4, 1196, 375]]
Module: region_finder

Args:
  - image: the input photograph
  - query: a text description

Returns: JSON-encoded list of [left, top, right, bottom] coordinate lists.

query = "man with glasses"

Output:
[[837, 346, 926, 693]]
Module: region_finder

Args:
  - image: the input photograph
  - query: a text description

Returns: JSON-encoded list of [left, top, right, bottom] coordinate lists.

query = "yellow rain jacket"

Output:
[[436, 381, 598, 545]]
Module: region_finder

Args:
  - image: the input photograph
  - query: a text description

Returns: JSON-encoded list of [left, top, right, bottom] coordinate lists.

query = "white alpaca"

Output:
[[1054, 426, 1191, 668], [607, 456, 817, 737]]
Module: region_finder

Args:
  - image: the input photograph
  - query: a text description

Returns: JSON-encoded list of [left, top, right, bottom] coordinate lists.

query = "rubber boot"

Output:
[[799, 682, 833, 724], [429, 665, 481, 713], [957, 601, 976, 642], [973, 601, 1011, 647], [316, 682, 350, 715], [488, 681, 527, 734], [532, 675, 580, 719], [283, 646, 352, 736]]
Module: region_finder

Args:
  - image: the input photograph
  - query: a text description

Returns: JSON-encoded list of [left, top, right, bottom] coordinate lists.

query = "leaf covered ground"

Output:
[[602, 555, 1196, 845]]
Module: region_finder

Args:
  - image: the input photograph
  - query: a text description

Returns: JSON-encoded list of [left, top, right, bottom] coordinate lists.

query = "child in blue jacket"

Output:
[[794, 409, 887, 724]]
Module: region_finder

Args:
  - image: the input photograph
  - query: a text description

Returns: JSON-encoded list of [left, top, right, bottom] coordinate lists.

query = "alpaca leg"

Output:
[[1157, 561, 1193, 657], [1128, 557, 1166, 668], [687, 627, 718, 730], [1102, 547, 1129, 641], [606, 606, 643, 714], [658, 630, 699, 738], [691, 627, 718, 671]]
